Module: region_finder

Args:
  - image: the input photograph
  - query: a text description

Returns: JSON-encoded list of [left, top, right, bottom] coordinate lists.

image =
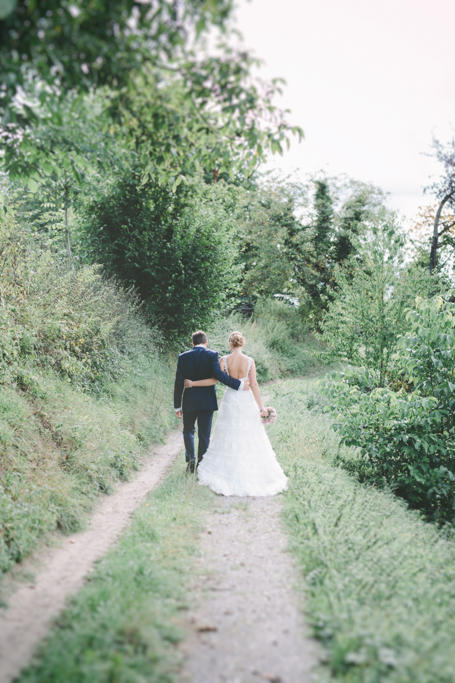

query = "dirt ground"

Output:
[[178, 495, 316, 683], [0, 429, 182, 683]]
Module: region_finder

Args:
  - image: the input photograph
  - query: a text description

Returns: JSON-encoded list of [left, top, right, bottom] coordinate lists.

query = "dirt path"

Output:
[[0, 428, 183, 683], [178, 495, 316, 683]]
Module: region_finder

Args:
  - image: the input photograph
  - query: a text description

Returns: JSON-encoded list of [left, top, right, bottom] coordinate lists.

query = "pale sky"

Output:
[[234, 0, 455, 219]]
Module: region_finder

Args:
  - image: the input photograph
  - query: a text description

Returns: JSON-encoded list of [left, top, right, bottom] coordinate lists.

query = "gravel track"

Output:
[[178, 495, 316, 683], [0, 427, 316, 683]]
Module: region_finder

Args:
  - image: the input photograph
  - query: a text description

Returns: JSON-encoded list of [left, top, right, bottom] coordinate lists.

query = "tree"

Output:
[[321, 217, 435, 385], [424, 138, 455, 273], [78, 174, 241, 340], [2, 93, 128, 268], [0, 0, 233, 125], [235, 175, 311, 301], [301, 179, 335, 319], [333, 186, 381, 264], [0, 1, 303, 182], [411, 202, 455, 276]]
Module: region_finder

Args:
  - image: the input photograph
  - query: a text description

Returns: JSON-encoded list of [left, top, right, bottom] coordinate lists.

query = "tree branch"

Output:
[[430, 192, 454, 273]]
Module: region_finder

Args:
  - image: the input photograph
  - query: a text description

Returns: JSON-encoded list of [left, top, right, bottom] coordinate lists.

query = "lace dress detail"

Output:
[[197, 354, 288, 497]]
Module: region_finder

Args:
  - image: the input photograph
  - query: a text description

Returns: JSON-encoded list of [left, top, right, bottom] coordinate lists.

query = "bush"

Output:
[[208, 298, 326, 382], [324, 296, 455, 523], [0, 208, 162, 390], [78, 174, 241, 342]]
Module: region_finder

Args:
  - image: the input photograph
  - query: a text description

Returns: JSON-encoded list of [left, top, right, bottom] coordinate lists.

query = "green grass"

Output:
[[267, 378, 455, 683], [17, 460, 213, 683], [0, 355, 176, 577]]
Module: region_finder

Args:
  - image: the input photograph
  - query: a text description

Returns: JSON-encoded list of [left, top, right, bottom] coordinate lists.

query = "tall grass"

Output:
[[0, 213, 175, 576], [268, 378, 455, 683]]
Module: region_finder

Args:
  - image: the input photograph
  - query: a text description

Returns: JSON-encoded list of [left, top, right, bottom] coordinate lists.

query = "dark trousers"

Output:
[[182, 410, 214, 465]]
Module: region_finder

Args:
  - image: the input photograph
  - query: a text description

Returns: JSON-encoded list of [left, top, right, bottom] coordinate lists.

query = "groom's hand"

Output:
[[176, 410, 183, 419], [242, 380, 250, 391]]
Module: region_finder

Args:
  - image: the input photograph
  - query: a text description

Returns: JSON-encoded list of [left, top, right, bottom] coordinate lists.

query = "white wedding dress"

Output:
[[197, 355, 288, 497]]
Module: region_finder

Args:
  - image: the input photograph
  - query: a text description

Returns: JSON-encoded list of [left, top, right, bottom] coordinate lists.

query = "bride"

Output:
[[183, 331, 287, 497]]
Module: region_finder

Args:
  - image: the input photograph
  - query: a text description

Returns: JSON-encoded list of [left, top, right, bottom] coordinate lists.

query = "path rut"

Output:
[[178, 495, 316, 683], [0, 429, 182, 683]]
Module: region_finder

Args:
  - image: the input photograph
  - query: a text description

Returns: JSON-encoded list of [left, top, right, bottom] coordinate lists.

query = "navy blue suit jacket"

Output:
[[174, 346, 241, 413]]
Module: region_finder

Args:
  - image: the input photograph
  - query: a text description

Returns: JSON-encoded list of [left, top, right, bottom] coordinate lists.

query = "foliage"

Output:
[[237, 175, 389, 329], [78, 174, 242, 341], [0, 205, 161, 388], [237, 175, 311, 300], [16, 463, 213, 683], [301, 178, 388, 325], [0, 1, 303, 183], [323, 295, 455, 523], [424, 137, 455, 272], [321, 217, 436, 384], [302, 179, 334, 316], [411, 202, 455, 276], [0, 0, 234, 124]]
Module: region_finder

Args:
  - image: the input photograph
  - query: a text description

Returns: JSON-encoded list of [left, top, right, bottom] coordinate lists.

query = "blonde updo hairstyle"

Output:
[[229, 331, 245, 348]]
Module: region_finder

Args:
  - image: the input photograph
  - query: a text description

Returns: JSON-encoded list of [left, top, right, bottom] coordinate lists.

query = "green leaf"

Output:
[[0, 0, 16, 20]]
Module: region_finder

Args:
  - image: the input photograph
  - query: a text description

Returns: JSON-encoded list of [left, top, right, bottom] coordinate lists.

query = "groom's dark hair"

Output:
[[192, 330, 208, 345]]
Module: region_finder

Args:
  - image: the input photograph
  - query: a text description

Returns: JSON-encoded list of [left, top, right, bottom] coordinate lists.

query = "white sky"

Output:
[[234, 0, 455, 219]]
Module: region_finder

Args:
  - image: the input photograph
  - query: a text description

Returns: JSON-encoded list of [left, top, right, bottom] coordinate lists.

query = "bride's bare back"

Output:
[[220, 353, 250, 379], [183, 332, 267, 416]]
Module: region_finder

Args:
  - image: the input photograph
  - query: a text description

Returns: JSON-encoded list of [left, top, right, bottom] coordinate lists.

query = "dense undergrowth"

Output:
[[209, 298, 328, 383], [0, 214, 175, 575], [269, 378, 455, 683], [324, 295, 455, 524]]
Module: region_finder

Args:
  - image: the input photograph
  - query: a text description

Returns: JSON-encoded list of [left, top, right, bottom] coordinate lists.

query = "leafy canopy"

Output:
[[0, 1, 303, 183]]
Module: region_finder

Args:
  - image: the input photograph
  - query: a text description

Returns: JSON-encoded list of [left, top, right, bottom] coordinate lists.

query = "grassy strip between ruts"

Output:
[[17, 459, 214, 683], [267, 378, 455, 683]]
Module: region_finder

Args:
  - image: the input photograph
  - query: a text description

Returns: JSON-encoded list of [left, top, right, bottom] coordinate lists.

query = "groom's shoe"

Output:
[[186, 460, 196, 474]]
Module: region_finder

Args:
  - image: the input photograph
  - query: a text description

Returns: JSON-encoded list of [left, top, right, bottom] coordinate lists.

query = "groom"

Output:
[[174, 330, 250, 472]]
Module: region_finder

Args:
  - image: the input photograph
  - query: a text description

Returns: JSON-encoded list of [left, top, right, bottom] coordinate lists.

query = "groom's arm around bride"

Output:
[[174, 330, 249, 419], [173, 330, 249, 471]]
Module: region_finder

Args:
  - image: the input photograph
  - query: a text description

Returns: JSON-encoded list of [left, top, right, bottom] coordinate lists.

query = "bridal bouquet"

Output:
[[261, 407, 277, 425]]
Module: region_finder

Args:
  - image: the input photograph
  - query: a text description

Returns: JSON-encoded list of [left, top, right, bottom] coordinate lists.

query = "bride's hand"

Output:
[[260, 408, 268, 417], [184, 379, 193, 388]]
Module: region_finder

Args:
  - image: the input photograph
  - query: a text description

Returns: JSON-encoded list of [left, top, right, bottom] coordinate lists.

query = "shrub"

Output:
[[0, 208, 161, 390], [0, 207, 175, 575], [324, 296, 455, 523], [78, 174, 241, 342], [208, 297, 325, 382]]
